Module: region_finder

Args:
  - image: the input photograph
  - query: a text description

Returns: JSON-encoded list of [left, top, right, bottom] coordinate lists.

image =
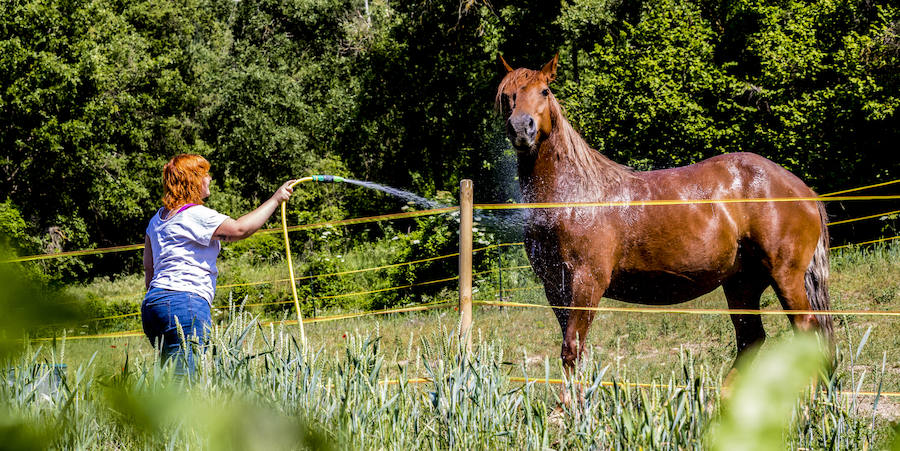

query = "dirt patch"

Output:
[[854, 396, 900, 422], [524, 354, 546, 366], [849, 363, 900, 379]]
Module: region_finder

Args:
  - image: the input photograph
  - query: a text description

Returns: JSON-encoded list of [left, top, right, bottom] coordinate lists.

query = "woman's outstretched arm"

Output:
[[213, 180, 296, 242]]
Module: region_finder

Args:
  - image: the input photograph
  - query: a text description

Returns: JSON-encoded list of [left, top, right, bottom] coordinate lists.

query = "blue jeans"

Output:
[[141, 287, 211, 376]]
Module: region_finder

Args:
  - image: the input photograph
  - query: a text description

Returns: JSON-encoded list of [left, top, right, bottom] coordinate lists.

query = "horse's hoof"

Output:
[[721, 367, 740, 402], [548, 406, 566, 428]]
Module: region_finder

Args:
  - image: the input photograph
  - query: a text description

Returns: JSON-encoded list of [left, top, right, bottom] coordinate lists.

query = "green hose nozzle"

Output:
[[311, 175, 344, 183], [289, 175, 344, 190]]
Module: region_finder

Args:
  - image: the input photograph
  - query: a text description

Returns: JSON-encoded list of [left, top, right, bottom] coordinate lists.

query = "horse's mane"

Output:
[[545, 91, 635, 186], [496, 68, 635, 191]]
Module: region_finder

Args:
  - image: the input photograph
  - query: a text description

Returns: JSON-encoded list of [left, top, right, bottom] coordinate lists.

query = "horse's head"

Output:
[[496, 54, 558, 154]]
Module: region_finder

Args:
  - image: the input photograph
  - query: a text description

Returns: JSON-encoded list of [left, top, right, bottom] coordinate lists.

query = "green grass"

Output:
[[19, 242, 900, 448], [4, 313, 894, 449], [55, 242, 900, 390]]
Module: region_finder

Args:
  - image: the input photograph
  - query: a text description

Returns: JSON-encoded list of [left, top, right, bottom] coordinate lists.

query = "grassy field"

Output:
[[11, 242, 899, 448], [56, 242, 900, 384], [6, 310, 897, 449]]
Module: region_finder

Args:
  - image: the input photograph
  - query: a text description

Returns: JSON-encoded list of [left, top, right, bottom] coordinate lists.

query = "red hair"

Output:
[[162, 154, 210, 211]]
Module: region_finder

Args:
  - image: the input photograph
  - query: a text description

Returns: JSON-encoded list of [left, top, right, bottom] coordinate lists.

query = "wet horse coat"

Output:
[[496, 54, 832, 374]]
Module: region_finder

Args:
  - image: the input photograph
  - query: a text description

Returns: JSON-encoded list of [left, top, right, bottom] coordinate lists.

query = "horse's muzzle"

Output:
[[507, 113, 537, 151]]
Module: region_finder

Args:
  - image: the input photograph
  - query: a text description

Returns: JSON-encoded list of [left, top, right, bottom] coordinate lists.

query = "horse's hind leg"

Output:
[[723, 273, 769, 360], [722, 272, 769, 397], [771, 265, 820, 333]]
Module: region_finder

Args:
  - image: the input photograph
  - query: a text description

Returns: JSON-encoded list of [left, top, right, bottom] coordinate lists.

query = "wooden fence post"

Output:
[[459, 179, 473, 349], [496, 244, 504, 311], [309, 272, 316, 319]]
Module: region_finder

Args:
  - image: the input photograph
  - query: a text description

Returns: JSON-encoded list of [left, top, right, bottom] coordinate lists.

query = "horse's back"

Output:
[[639, 152, 816, 201], [634, 152, 821, 237], [664, 152, 823, 250]]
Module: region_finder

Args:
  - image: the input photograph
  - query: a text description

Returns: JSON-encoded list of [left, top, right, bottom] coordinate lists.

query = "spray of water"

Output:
[[471, 135, 527, 236], [343, 176, 525, 231], [339, 141, 527, 238], [342, 179, 444, 209]]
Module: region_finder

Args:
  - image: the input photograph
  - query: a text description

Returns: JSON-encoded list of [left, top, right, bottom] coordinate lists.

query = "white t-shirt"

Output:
[[146, 205, 230, 304]]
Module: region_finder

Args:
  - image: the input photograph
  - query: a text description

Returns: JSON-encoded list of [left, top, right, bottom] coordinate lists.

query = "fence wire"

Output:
[[19, 178, 900, 344]]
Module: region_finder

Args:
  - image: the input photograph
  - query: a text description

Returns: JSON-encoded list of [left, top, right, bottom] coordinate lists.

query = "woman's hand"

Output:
[[271, 180, 297, 203]]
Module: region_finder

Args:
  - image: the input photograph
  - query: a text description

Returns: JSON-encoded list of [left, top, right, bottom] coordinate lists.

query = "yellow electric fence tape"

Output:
[[75, 242, 519, 323], [382, 376, 900, 398], [6, 202, 895, 266], [4, 243, 145, 263], [475, 236, 900, 253], [821, 179, 900, 196], [36, 229, 900, 327], [260, 207, 457, 235], [473, 299, 900, 317], [473, 265, 531, 277], [30, 330, 145, 341], [264, 300, 453, 325], [214, 277, 460, 310], [4, 177, 897, 263], [343, 376, 900, 399], [76, 277, 458, 324], [86, 250, 464, 306], [25, 329, 900, 399], [20, 179, 900, 336], [472, 194, 900, 211], [45, 231, 900, 326], [84, 312, 142, 322], [280, 179, 457, 349], [831, 235, 900, 250], [279, 186, 517, 351], [52, 278, 900, 340], [502, 377, 900, 399], [239, 297, 451, 312], [828, 209, 900, 226], [34, 300, 454, 342], [3, 207, 456, 263], [77, 221, 894, 315]]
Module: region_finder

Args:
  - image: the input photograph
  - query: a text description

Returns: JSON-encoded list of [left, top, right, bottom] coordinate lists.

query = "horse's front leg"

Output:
[[560, 264, 610, 405]]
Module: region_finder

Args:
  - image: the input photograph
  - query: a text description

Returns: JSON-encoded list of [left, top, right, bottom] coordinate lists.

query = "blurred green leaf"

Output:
[[0, 246, 82, 358], [708, 333, 828, 451]]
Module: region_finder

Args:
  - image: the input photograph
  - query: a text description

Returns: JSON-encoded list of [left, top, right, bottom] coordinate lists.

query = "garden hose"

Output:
[[282, 175, 345, 347]]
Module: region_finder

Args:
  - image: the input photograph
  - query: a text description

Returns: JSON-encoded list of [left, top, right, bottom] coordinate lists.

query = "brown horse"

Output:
[[496, 54, 832, 390]]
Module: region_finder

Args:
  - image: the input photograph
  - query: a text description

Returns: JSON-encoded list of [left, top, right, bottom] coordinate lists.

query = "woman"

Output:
[[142, 154, 295, 374]]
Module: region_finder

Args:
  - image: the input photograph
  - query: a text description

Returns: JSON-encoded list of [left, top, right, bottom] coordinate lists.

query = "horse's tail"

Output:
[[805, 201, 833, 339]]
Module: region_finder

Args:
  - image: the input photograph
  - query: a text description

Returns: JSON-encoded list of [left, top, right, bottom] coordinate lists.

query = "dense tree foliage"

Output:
[[1, 0, 897, 282]]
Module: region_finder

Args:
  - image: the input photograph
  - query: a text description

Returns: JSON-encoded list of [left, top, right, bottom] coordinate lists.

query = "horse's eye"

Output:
[[542, 89, 550, 97]]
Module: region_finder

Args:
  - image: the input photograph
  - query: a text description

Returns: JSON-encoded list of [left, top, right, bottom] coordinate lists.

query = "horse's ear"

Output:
[[498, 54, 514, 73], [541, 53, 559, 83]]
